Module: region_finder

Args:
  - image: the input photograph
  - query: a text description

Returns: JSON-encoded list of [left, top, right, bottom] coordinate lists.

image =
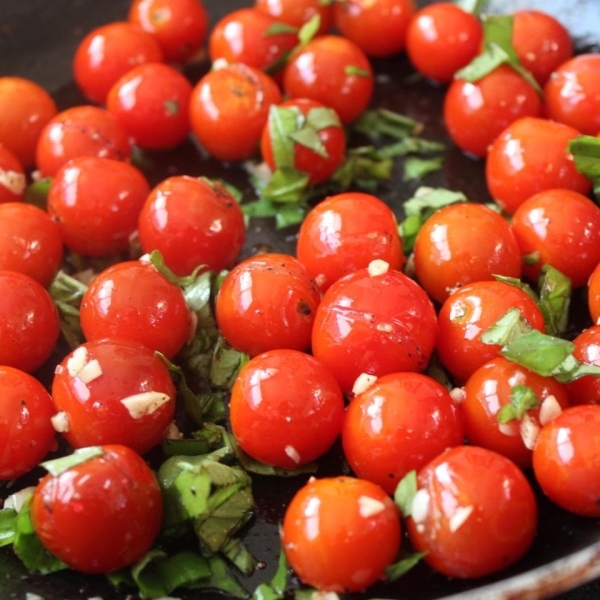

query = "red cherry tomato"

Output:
[[533, 405, 600, 517], [589, 263, 600, 325], [0, 77, 57, 168], [215, 253, 320, 357], [283, 35, 374, 124], [0, 366, 56, 480], [80, 259, 192, 359], [444, 65, 542, 158], [282, 476, 401, 592], [35, 106, 132, 178], [229, 349, 344, 469], [406, 446, 537, 578], [254, 0, 334, 36], [311, 264, 437, 394], [0, 144, 26, 203], [436, 280, 546, 384], [296, 191, 404, 293], [129, 0, 209, 63], [47, 156, 149, 257], [138, 176, 245, 276], [0, 270, 60, 373], [413, 202, 522, 305], [73, 21, 163, 105], [566, 326, 600, 406], [0, 202, 63, 288], [406, 3, 483, 84], [31, 444, 163, 573], [342, 372, 464, 494]]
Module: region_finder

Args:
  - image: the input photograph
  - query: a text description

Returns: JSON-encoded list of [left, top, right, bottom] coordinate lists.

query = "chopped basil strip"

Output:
[[264, 22, 299, 36], [49, 270, 88, 349], [192, 556, 248, 598], [289, 127, 329, 158], [538, 266, 572, 336], [378, 137, 445, 159], [41, 446, 104, 476], [497, 385, 539, 424], [493, 275, 538, 303], [261, 167, 311, 204], [394, 470, 417, 517], [386, 551, 428, 581], [252, 549, 288, 600], [0, 508, 17, 548], [569, 135, 600, 200], [480, 307, 533, 347], [242, 198, 308, 229], [149, 248, 205, 286], [345, 65, 370, 77], [298, 14, 321, 47], [269, 106, 301, 168], [353, 108, 422, 141], [332, 146, 393, 189], [164, 99, 179, 116], [403, 156, 444, 181], [23, 177, 52, 210]]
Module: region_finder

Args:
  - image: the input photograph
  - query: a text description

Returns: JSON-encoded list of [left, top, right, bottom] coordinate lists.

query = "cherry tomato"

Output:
[[406, 446, 537, 578], [215, 253, 320, 357], [107, 62, 192, 149], [31, 444, 163, 573], [129, 0, 209, 63], [261, 98, 346, 185], [189, 63, 282, 162], [413, 202, 522, 305], [589, 262, 600, 325], [0, 270, 60, 373], [47, 156, 149, 257], [73, 21, 163, 105], [283, 35, 374, 124], [80, 259, 192, 359], [511, 189, 600, 288], [138, 175, 245, 276], [461, 356, 570, 468], [229, 349, 344, 469], [544, 54, 600, 135], [35, 106, 132, 178], [436, 280, 546, 384], [486, 117, 591, 215], [333, 0, 416, 58], [282, 476, 401, 592], [533, 405, 600, 517], [566, 326, 600, 406], [0, 144, 26, 203], [254, 0, 334, 36], [405, 3, 483, 84], [0, 77, 57, 167], [296, 191, 404, 293], [444, 65, 542, 158], [0, 202, 63, 288], [0, 366, 56, 480], [342, 372, 464, 494], [312, 263, 437, 394]]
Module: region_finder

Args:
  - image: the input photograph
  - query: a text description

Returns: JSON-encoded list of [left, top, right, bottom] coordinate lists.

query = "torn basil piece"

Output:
[[386, 551, 428, 581], [394, 470, 417, 517], [497, 385, 540, 424], [252, 549, 288, 600], [23, 177, 52, 210], [480, 307, 533, 347], [40, 446, 104, 476], [403, 156, 444, 181], [538, 266, 571, 336], [0, 508, 17, 548], [48, 270, 88, 349]]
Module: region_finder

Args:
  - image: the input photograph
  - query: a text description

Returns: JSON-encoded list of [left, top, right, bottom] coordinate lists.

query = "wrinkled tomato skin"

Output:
[[311, 267, 437, 394], [342, 372, 464, 494], [589, 263, 600, 325], [533, 405, 600, 517], [0, 144, 26, 203], [566, 326, 600, 406], [461, 357, 570, 468], [31, 444, 163, 573], [229, 350, 344, 469], [0, 366, 56, 480], [254, 0, 334, 36], [406, 446, 537, 579], [282, 476, 401, 592]]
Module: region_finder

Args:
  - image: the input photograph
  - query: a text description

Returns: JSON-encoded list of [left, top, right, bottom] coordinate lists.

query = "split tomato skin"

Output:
[[31, 444, 163, 574], [282, 476, 401, 592]]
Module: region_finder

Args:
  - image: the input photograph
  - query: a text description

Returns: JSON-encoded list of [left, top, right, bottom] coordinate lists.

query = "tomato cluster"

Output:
[[2, 0, 600, 597]]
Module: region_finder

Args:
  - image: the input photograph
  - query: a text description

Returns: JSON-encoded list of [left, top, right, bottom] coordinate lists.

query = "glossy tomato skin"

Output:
[[544, 54, 600, 135], [0, 144, 26, 203], [129, 0, 209, 63], [47, 156, 149, 257], [533, 405, 600, 517], [0, 270, 60, 373], [444, 65, 542, 158], [343, 372, 464, 494], [107, 62, 192, 149], [407, 446, 537, 578], [589, 263, 600, 325], [333, 0, 416, 58], [73, 21, 163, 105], [80, 260, 191, 359], [138, 176, 245, 276], [31, 444, 163, 573], [0, 202, 63, 287], [35, 106, 131, 178], [436, 281, 545, 384], [413, 203, 522, 305], [254, 0, 334, 36], [282, 476, 401, 592], [511, 189, 600, 288], [283, 35, 374, 124], [0, 366, 55, 480], [215, 253, 320, 357], [296, 192, 404, 293], [406, 3, 483, 83], [461, 357, 570, 468], [566, 326, 600, 406], [189, 63, 282, 161], [486, 117, 591, 215], [229, 350, 344, 469], [0, 77, 57, 167], [312, 266, 437, 394]]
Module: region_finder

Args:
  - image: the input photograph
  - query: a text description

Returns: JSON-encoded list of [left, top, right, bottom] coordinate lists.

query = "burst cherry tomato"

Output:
[[589, 263, 600, 325], [0, 144, 25, 203], [254, 0, 334, 36], [566, 326, 600, 406], [282, 476, 401, 592]]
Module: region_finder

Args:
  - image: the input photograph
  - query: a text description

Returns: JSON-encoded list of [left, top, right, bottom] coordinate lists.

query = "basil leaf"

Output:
[[164, 99, 179, 116], [0, 508, 17, 548], [403, 156, 444, 181], [210, 336, 249, 389], [23, 177, 52, 210], [538, 266, 571, 336], [149, 248, 206, 286], [493, 274, 539, 303], [497, 385, 539, 424], [264, 22, 299, 36], [268, 106, 301, 168], [222, 537, 257, 576], [480, 307, 534, 346], [332, 146, 393, 188], [162, 437, 215, 457], [191, 556, 248, 598], [252, 549, 288, 600], [242, 198, 308, 229], [289, 127, 329, 158], [345, 65, 370, 77], [306, 106, 342, 131], [394, 470, 417, 517], [551, 354, 600, 383], [455, 42, 508, 82], [41, 446, 104, 476], [378, 137, 445, 159], [568, 134, 600, 180], [261, 167, 311, 204], [298, 14, 320, 47], [48, 270, 88, 349], [386, 551, 428, 581], [353, 108, 421, 141]]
